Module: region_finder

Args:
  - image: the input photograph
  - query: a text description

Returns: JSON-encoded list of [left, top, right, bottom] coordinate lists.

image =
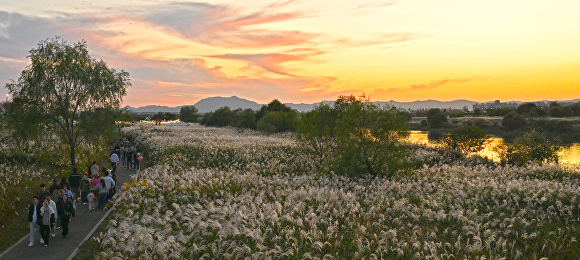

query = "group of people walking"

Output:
[[26, 141, 135, 247], [26, 138, 141, 248], [28, 177, 78, 247], [82, 163, 117, 211], [116, 137, 142, 170], [28, 165, 117, 247]]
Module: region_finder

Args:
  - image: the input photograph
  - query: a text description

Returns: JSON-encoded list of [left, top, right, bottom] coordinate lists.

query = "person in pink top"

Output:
[[92, 173, 101, 187]]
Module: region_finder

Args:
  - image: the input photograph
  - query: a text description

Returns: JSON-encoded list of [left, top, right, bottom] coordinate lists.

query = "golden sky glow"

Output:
[[0, 0, 579, 106]]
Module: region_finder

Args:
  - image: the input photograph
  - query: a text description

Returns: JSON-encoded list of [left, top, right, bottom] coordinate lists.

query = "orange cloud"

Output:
[[210, 48, 323, 77], [354, 1, 397, 10], [334, 33, 422, 48], [409, 78, 473, 91]]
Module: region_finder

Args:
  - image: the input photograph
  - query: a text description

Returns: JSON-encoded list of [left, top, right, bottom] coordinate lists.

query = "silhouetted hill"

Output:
[[193, 96, 262, 113], [124, 97, 580, 113], [124, 105, 181, 113]]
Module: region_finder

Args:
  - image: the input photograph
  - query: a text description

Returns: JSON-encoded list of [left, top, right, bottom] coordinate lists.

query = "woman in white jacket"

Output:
[[39, 199, 55, 247]]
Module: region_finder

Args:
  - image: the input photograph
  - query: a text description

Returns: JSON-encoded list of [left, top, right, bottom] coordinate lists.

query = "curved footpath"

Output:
[[0, 165, 137, 260]]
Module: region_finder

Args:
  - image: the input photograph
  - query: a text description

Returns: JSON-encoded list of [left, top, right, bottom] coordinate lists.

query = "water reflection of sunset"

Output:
[[407, 131, 580, 165]]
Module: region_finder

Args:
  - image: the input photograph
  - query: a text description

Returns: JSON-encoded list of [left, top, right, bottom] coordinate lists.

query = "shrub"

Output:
[[495, 130, 560, 166], [502, 112, 527, 130], [426, 108, 447, 128]]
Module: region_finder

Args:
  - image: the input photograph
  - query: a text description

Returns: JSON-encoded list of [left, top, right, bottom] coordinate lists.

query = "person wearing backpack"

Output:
[[69, 168, 81, 201]]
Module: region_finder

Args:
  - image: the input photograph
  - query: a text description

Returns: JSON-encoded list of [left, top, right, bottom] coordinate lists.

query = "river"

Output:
[[407, 131, 580, 164]]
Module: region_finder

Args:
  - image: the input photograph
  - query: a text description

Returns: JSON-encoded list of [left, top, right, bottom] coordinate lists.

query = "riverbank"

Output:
[[409, 116, 580, 144]]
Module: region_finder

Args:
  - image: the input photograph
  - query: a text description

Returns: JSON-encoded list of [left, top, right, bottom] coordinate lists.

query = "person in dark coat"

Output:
[[27, 196, 42, 246], [49, 178, 61, 194], [57, 193, 75, 238], [36, 184, 50, 205], [59, 177, 69, 191], [69, 168, 81, 201]]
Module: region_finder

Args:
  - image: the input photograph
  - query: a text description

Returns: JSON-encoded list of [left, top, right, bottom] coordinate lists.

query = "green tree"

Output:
[[297, 95, 410, 177], [253, 99, 299, 133], [164, 112, 177, 121], [501, 112, 527, 130], [516, 103, 537, 115], [256, 110, 299, 133], [212, 106, 235, 126], [529, 106, 547, 117], [426, 108, 447, 128], [200, 112, 214, 125], [151, 111, 165, 122], [238, 108, 257, 129], [5, 37, 130, 168], [179, 106, 199, 122], [256, 99, 292, 121], [549, 103, 563, 117], [296, 104, 336, 157], [443, 122, 488, 155], [571, 103, 580, 116], [496, 130, 560, 166]]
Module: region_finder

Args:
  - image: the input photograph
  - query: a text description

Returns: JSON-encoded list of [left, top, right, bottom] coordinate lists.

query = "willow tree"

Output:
[[6, 37, 130, 168]]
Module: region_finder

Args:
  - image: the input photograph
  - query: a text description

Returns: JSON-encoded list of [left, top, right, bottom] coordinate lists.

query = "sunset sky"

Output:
[[1, 0, 579, 107]]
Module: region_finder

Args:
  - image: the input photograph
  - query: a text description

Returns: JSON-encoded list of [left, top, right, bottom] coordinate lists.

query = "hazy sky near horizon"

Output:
[[1, 0, 579, 107]]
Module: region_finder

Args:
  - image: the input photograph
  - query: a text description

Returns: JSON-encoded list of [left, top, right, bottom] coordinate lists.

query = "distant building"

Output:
[[472, 100, 519, 110]]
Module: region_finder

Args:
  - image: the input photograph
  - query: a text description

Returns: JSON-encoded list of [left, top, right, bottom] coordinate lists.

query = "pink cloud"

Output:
[[335, 33, 422, 48], [354, 1, 397, 10], [409, 78, 472, 91], [210, 47, 324, 77], [221, 11, 304, 29]]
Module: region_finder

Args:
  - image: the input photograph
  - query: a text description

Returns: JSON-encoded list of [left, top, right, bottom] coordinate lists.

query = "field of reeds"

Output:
[[89, 124, 580, 259]]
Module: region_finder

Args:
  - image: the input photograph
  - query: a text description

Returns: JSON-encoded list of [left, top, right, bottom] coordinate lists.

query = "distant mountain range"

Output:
[[124, 96, 580, 114]]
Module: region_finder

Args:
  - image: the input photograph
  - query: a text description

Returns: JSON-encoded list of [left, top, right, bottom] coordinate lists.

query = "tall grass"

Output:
[[92, 124, 580, 259]]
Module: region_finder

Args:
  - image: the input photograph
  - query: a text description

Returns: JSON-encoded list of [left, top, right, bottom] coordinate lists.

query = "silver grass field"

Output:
[[93, 124, 580, 259]]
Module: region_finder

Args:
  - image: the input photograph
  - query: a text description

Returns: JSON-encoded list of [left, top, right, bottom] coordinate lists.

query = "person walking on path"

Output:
[[89, 162, 99, 178], [80, 173, 91, 205], [125, 146, 132, 169], [57, 194, 75, 238], [62, 185, 75, 209], [91, 173, 101, 188], [0, 158, 137, 259], [59, 177, 68, 191], [91, 179, 109, 210], [135, 151, 142, 170], [49, 178, 60, 194], [39, 199, 55, 247], [110, 152, 119, 171], [36, 184, 50, 205], [45, 193, 59, 237], [69, 168, 81, 201], [27, 196, 41, 246], [102, 170, 116, 204]]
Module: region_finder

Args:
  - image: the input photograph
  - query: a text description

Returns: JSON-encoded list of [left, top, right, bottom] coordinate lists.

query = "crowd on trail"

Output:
[[26, 137, 143, 247]]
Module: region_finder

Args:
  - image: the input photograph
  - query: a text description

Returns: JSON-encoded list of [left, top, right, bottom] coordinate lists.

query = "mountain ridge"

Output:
[[124, 96, 580, 113]]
